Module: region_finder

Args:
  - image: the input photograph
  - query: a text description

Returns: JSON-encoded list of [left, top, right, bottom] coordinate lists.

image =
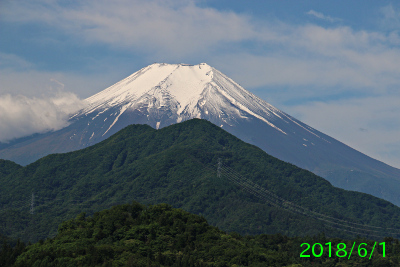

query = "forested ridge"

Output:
[[1, 202, 398, 266], [1, 119, 400, 244], [0, 159, 21, 177]]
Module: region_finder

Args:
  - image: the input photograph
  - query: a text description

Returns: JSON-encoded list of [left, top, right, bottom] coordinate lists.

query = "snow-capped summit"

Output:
[[2, 63, 400, 207], [73, 63, 287, 135]]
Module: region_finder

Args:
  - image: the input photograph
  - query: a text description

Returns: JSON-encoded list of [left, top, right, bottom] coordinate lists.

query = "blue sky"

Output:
[[1, 0, 400, 168]]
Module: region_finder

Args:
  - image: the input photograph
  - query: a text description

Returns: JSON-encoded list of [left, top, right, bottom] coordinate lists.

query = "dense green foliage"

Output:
[[1, 119, 400, 243], [0, 159, 21, 177], [2, 202, 400, 266], [0, 237, 25, 267]]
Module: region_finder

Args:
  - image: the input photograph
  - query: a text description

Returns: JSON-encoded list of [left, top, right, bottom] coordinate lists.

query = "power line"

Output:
[[218, 161, 400, 239], [181, 152, 400, 238]]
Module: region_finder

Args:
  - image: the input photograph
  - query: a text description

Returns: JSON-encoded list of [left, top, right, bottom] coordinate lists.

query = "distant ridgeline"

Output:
[[1, 119, 400, 244], [2, 202, 398, 266]]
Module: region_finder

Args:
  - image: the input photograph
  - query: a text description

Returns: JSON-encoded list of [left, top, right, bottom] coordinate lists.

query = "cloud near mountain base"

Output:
[[0, 92, 86, 142]]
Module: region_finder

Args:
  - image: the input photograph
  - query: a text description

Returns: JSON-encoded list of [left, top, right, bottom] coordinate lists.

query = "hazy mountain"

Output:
[[1, 63, 399, 206]]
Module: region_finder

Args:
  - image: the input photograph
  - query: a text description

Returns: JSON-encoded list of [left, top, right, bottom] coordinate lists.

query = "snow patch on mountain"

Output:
[[103, 105, 128, 136], [72, 63, 288, 137]]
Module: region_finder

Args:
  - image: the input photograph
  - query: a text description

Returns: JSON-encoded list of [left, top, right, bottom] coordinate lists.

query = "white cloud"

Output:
[[2, 0, 256, 59], [226, 23, 399, 95], [0, 52, 136, 142], [306, 10, 342, 23], [0, 53, 33, 70], [0, 53, 126, 99], [4, 1, 400, 92], [380, 4, 400, 30], [3, 1, 400, 87], [0, 92, 86, 142]]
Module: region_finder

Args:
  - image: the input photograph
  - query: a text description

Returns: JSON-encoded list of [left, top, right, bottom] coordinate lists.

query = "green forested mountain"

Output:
[[0, 160, 21, 177], [3, 202, 395, 267], [1, 119, 400, 243]]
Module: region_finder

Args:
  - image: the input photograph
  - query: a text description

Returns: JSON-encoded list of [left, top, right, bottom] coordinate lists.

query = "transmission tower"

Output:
[[30, 192, 35, 215], [217, 158, 222, 178]]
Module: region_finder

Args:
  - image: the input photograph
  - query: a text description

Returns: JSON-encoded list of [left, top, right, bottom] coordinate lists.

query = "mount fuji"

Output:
[[1, 63, 400, 206]]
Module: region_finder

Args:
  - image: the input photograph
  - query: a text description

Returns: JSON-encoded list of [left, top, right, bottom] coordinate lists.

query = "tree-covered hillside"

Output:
[[2, 202, 396, 267], [1, 119, 400, 243], [0, 160, 21, 177]]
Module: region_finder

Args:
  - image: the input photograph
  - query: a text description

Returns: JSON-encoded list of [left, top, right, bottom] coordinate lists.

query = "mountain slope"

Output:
[[0, 63, 399, 207], [1, 119, 400, 243]]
